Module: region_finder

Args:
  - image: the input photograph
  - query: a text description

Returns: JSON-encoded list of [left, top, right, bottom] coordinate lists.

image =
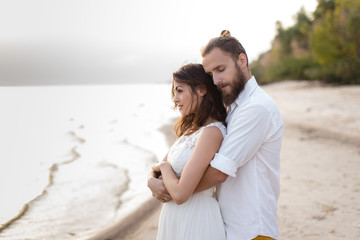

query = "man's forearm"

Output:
[[194, 166, 228, 193]]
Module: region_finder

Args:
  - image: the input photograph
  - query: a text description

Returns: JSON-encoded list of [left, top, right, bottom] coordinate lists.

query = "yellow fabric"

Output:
[[252, 236, 275, 240]]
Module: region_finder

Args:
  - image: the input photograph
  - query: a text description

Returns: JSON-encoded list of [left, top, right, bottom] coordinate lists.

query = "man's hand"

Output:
[[147, 170, 172, 203]]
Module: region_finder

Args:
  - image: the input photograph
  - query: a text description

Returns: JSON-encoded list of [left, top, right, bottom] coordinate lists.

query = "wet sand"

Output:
[[94, 80, 360, 240]]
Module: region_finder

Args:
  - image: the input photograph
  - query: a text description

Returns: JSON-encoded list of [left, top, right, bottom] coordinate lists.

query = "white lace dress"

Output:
[[157, 122, 226, 240]]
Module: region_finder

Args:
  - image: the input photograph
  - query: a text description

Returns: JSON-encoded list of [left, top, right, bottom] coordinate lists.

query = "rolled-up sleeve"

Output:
[[210, 153, 238, 177], [210, 104, 272, 177]]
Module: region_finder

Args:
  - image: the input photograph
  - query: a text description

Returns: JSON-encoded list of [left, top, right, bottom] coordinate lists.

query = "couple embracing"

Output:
[[147, 30, 284, 240]]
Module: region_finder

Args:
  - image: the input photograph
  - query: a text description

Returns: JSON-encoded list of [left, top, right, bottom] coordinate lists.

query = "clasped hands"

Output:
[[147, 161, 172, 203]]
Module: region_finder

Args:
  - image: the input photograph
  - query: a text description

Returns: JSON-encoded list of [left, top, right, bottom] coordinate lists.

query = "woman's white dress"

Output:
[[157, 122, 226, 240]]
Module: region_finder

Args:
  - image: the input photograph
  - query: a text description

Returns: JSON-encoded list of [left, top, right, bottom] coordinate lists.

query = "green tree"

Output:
[[251, 0, 360, 84], [254, 8, 313, 83], [310, 0, 360, 83]]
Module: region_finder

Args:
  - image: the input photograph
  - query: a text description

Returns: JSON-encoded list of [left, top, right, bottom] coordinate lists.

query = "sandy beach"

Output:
[[101, 80, 360, 240]]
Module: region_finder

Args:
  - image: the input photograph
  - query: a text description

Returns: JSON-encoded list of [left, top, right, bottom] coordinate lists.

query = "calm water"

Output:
[[0, 84, 178, 239]]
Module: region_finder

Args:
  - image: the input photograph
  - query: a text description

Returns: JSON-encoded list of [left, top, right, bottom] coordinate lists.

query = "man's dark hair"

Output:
[[201, 30, 249, 66]]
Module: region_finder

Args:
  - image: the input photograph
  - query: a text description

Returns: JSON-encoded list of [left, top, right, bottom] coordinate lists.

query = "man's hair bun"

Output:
[[220, 30, 231, 37]]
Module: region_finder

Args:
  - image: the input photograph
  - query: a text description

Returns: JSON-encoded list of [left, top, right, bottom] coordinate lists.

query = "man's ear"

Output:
[[237, 53, 248, 68]]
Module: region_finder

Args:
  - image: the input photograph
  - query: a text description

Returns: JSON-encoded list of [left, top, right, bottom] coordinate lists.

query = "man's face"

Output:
[[202, 48, 246, 106]]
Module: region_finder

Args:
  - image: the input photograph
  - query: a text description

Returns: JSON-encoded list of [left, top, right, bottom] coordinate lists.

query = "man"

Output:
[[148, 31, 284, 240]]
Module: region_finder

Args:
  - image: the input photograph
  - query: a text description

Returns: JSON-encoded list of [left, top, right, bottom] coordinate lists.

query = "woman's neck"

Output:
[[204, 117, 216, 126]]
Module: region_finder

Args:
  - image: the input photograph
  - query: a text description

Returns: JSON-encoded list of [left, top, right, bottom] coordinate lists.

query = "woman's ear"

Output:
[[197, 87, 207, 97]]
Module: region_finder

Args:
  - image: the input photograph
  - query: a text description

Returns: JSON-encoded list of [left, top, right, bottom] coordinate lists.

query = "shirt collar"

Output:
[[227, 76, 258, 114]]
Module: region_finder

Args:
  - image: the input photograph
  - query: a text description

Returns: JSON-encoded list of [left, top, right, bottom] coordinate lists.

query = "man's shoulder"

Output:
[[250, 86, 279, 111], [235, 86, 283, 125]]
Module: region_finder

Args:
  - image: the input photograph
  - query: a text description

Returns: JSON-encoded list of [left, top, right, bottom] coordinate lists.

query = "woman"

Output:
[[151, 63, 227, 240]]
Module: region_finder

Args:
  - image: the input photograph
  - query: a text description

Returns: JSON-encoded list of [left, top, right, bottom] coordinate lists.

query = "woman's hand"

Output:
[[148, 162, 172, 203], [147, 175, 172, 203], [152, 161, 170, 173], [152, 162, 161, 173]]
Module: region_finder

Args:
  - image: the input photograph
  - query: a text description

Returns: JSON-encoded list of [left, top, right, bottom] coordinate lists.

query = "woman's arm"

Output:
[[154, 126, 223, 205], [147, 153, 172, 203]]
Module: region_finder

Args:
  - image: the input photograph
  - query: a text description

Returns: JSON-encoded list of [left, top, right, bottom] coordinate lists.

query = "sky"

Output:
[[0, 0, 318, 85]]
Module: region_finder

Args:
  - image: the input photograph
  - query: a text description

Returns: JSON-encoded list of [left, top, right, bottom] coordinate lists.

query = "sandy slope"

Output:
[[98, 80, 360, 240]]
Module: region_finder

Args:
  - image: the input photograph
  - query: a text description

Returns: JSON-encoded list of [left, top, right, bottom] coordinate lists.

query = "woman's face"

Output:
[[173, 81, 203, 116]]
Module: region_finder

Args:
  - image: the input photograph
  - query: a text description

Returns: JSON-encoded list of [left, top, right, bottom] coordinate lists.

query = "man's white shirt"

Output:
[[211, 76, 284, 240]]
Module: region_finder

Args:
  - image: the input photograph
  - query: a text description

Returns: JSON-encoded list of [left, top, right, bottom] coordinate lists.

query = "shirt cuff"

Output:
[[210, 153, 237, 177]]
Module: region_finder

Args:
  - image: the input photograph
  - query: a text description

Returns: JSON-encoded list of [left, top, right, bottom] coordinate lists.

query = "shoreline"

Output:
[[87, 197, 162, 240], [89, 118, 177, 240], [0, 84, 177, 240], [0, 136, 84, 234]]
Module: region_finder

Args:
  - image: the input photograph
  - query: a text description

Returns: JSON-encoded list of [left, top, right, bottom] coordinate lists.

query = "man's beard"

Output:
[[221, 64, 246, 106]]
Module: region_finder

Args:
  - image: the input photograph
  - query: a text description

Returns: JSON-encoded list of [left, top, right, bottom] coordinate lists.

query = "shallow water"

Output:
[[0, 84, 178, 239]]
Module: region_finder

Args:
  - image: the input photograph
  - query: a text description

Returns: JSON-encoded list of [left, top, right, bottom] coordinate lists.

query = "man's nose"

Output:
[[213, 75, 221, 85]]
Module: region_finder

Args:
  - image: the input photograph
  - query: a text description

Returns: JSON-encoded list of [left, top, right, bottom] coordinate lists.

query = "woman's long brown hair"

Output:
[[171, 63, 227, 138]]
